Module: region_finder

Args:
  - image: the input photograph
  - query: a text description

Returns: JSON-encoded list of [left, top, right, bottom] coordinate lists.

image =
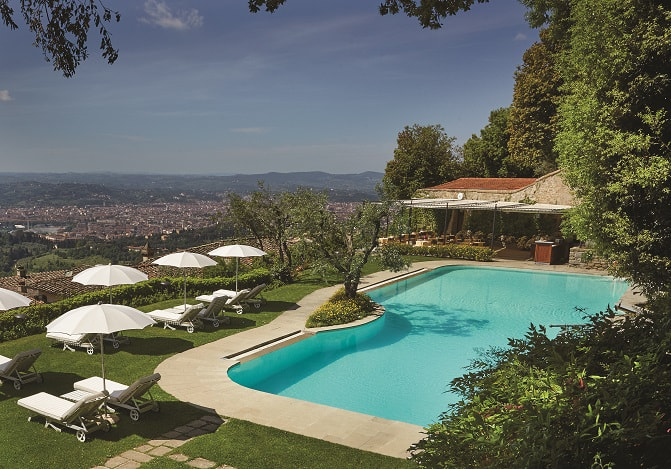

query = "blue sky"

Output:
[[0, 0, 536, 174]]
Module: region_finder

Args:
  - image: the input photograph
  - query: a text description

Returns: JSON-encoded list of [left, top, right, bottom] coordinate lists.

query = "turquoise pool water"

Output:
[[228, 266, 628, 426]]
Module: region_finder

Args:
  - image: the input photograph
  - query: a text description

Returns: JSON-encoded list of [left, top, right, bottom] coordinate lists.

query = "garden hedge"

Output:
[[393, 242, 494, 261], [0, 268, 271, 341]]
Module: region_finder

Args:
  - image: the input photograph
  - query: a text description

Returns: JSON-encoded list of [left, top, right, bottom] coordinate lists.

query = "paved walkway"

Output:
[[156, 258, 642, 459]]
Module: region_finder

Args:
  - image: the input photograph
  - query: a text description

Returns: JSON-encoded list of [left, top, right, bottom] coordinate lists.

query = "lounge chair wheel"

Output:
[[212, 319, 220, 328], [254, 303, 261, 309], [76, 430, 87, 442], [13, 380, 21, 390], [129, 409, 140, 421], [186, 325, 194, 333], [112, 341, 120, 349], [102, 421, 111, 432], [86, 347, 94, 355]]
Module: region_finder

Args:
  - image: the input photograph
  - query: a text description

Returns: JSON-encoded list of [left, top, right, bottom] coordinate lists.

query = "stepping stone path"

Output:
[[91, 414, 236, 469]]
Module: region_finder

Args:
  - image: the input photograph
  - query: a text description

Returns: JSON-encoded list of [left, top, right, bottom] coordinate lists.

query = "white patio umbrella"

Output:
[[72, 264, 148, 303], [152, 251, 217, 309], [208, 244, 267, 293], [46, 303, 156, 392], [0, 287, 31, 311]]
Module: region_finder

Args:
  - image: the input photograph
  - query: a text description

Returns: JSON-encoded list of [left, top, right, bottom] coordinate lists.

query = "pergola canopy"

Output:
[[395, 198, 571, 214]]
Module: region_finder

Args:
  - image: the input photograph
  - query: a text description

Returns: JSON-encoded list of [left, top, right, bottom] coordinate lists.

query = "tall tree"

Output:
[[462, 107, 512, 177], [289, 188, 408, 298], [383, 124, 462, 199], [556, 0, 671, 295], [507, 29, 562, 177], [1, 0, 120, 77], [226, 184, 294, 281]]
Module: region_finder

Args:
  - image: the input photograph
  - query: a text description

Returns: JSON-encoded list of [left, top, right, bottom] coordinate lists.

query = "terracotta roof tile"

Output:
[[427, 177, 538, 191]]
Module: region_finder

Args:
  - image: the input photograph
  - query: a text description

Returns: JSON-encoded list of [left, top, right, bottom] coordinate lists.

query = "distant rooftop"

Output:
[[426, 177, 538, 192]]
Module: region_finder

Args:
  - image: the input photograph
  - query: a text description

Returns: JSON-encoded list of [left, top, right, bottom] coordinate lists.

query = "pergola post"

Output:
[[490, 203, 498, 250]]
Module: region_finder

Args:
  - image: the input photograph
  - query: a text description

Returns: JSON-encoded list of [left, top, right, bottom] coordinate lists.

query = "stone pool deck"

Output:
[[156, 258, 641, 459]]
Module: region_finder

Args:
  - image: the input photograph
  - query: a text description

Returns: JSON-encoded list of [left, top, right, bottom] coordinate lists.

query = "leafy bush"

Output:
[[392, 242, 494, 261], [0, 268, 272, 341], [306, 288, 376, 328], [411, 298, 671, 468]]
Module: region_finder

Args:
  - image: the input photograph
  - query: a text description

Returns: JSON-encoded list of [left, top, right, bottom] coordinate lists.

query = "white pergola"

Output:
[[392, 198, 573, 249], [395, 197, 572, 214]]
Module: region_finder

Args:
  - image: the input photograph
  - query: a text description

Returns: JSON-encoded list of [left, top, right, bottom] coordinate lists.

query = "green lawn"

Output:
[[0, 267, 422, 468]]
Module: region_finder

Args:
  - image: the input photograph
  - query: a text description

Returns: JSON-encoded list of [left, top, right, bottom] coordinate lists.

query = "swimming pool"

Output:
[[228, 266, 628, 426]]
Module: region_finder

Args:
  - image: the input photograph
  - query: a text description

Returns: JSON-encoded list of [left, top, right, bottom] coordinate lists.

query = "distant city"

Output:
[[0, 201, 360, 241], [0, 172, 379, 241]]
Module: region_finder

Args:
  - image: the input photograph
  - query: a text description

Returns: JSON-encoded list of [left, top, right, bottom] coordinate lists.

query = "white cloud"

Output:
[[140, 0, 203, 31], [0, 90, 12, 101], [514, 32, 528, 41]]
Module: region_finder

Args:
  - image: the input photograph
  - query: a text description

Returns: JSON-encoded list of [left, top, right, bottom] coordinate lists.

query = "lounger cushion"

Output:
[[148, 310, 184, 321], [74, 373, 161, 403], [74, 376, 127, 399], [46, 331, 90, 342], [0, 355, 12, 371], [18, 392, 78, 420]]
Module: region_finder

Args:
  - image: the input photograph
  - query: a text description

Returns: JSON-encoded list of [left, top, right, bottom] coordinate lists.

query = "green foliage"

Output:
[[507, 29, 562, 176], [412, 300, 671, 468], [250, 0, 492, 30], [1, 0, 120, 77], [225, 183, 294, 279], [555, 1, 671, 295], [383, 124, 462, 199], [462, 107, 512, 177], [392, 242, 494, 261], [0, 268, 272, 341], [172, 418, 415, 469], [306, 288, 376, 328], [290, 190, 409, 298]]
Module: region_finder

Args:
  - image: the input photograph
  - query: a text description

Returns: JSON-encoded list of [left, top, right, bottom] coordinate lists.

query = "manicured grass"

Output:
[[144, 419, 416, 469], [0, 268, 420, 468]]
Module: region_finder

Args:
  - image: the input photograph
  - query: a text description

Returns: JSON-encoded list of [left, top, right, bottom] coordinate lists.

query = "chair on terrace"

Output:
[[147, 303, 204, 333], [0, 348, 43, 390], [196, 289, 250, 314], [73, 373, 161, 421], [196, 296, 231, 327], [17, 390, 110, 442], [46, 331, 98, 354]]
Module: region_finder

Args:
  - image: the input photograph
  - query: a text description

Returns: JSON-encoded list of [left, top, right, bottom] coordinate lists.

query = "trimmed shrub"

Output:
[[306, 288, 376, 328], [392, 243, 495, 261]]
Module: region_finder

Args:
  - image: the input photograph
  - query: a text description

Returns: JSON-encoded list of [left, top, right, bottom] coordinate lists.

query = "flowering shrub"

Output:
[[392, 243, 494, 261], [306, 288, 376, 328]]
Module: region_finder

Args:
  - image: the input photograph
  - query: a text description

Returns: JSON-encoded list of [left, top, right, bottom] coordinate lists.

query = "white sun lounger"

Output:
[[197, 283, 266, 310], [0, 348, 43, 390], [18, 390, 110, 442], [196, 296, 231, 327], [147, 303, 204, 333], [73, 373, 161, 421], [45, 331, 98, 354], [195, 289, 250, 314]]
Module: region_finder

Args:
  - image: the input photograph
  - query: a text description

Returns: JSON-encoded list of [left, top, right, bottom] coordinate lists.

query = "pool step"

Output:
[[357, 268, 428, 292], [224, 330, 312, 363]]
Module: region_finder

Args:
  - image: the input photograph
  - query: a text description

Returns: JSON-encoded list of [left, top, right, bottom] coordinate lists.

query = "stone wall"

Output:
[[568, 246, 610, 270]]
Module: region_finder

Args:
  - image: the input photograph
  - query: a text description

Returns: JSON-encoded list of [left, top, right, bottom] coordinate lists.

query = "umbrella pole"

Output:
[[184, 273, 188, 310], [99, 333, 107, 393], [109, 287, 113, 304], [235, 258, 239, 293]]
